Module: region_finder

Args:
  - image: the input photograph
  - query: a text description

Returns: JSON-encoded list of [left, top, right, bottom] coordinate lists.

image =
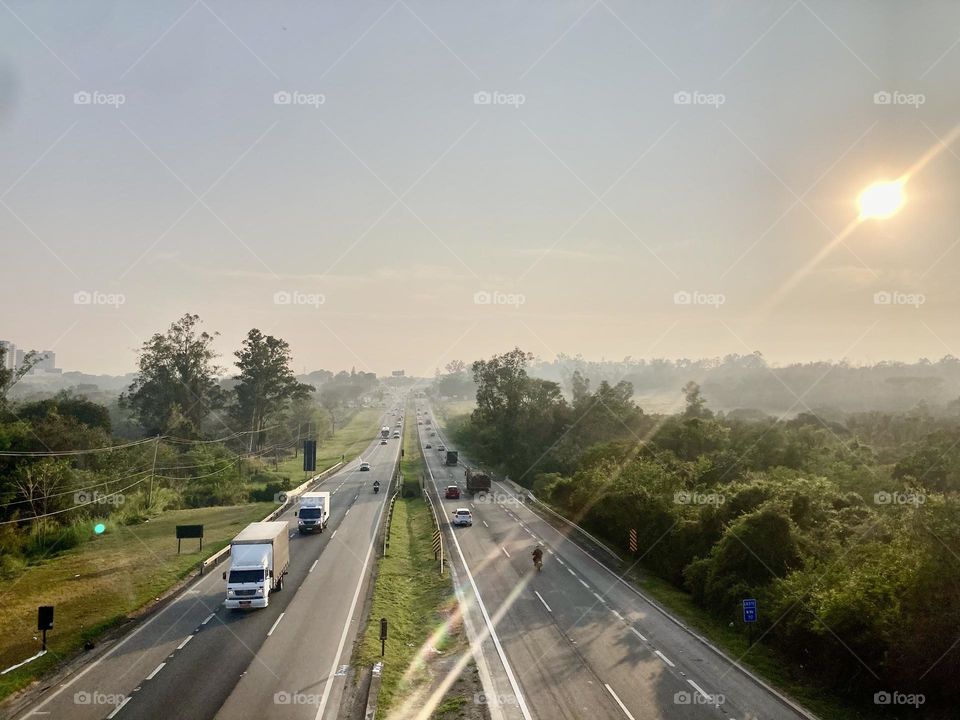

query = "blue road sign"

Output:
[[743, 598, 757, 623]]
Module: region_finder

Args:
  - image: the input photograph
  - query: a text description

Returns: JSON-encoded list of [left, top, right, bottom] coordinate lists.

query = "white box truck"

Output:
[[296, 491, 330, 534], [380, 426, 391, 439], [223, 521, 290, 609]]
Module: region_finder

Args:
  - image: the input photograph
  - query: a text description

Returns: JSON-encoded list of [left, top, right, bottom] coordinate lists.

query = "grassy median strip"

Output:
[[0, 502, 273, 701], [355, 407, 455, 715]]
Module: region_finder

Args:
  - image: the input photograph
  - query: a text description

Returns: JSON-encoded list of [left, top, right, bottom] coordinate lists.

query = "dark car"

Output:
[[445, 485, 461, 499]]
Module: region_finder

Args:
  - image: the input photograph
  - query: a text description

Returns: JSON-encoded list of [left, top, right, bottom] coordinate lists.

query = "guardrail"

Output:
[[199, 460, 345, 575]]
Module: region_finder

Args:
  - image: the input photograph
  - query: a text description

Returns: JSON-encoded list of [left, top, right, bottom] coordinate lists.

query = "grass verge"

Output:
[[354, 406, 455, 715], [271, 407, 383, 486], [0, 502, 273, 702]]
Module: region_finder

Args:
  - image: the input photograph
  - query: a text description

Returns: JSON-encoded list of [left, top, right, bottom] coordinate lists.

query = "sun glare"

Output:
[[858, 180, 905, 220]]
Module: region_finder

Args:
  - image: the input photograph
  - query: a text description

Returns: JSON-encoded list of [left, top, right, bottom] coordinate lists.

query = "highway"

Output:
[[16, 412, 400, 720], [418, 405, 815, 720]]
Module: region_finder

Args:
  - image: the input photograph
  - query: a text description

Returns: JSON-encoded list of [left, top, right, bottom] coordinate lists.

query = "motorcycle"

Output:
[[373, 481, 381, 494], [532, 552, 543, 572]]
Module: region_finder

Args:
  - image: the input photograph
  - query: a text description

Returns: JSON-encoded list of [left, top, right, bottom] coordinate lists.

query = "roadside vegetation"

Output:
[[355, 407, 477, 718], [0, 316, 383, 700], [439, 348, 960, 719]]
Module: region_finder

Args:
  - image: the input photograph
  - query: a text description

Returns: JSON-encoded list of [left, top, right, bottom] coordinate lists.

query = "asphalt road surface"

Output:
[[17, 414, 399, 720], [418, 405, 814, 720]]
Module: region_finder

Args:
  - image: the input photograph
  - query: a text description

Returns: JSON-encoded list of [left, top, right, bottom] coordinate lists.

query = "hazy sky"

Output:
[[2, 1, 960, 376]]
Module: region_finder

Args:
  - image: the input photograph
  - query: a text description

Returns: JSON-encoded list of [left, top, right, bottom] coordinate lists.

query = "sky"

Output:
[[2, 1, 960, 377]]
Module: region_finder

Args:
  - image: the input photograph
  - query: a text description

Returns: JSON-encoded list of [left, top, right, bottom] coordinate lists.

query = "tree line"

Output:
[[447, 348, 960, 717]]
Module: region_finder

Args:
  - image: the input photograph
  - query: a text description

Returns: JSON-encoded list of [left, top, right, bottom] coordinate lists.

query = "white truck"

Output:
[[223, 521, 290, 609], [380, 426, 391, 439], [296, 491, 330, 534]]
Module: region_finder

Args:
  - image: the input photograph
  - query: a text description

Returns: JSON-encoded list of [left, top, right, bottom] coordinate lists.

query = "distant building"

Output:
[[391, 370, 405, 377], [0, 341, 14, 370], [36, 351, 57, 372], [15, 349, 25, 368]]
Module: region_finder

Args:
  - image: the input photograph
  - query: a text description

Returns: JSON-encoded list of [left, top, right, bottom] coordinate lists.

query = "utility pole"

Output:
[[147, 435, 160, 509]]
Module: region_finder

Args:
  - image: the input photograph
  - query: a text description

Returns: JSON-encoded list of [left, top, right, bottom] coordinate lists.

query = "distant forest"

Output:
[[532, 353, 960, 415]]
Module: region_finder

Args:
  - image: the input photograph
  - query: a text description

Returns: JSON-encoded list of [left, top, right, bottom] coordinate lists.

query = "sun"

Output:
[[858, 180, 905, 220]]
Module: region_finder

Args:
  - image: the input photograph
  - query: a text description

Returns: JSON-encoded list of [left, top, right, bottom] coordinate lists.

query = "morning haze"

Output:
[[2, 1, 959, 375]]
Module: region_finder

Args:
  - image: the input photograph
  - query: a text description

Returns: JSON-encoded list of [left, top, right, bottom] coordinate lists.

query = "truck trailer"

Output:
[[465, 467, 492, 495], [223, 521, 290, 609], [296, 491, 330, 534]]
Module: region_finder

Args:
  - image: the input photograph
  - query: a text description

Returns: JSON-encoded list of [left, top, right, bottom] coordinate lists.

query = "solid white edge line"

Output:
[[331, 529, 338, 539], [176, 635, 193, 650], [145, 662, 165, 680], [313, 445, 395, 720], [534, 591, 552, 613], [655, 650, 675, 667], [494, 478, 818, 720], [267, 612, 285, 637], [604, 684, 636, 720], [420, 423, 533, 720], [688, 679, 711, 700], [630, 627, 647, 642], [501, 546, 511, 558], [309, 559, 319, 573], [105, 696, 132, 719]]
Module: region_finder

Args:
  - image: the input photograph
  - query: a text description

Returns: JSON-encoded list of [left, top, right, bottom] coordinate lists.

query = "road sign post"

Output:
[[742, 598, 757, 645], [38, 606, 53, 651], [628, 528, 638, 554], [379, 617, 388, 656], [176, 525, 204, 553]]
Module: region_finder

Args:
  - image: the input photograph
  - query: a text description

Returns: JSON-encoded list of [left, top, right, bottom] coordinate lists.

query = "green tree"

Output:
[[121, 314, 225, 437], [233, 329, 313, 451]]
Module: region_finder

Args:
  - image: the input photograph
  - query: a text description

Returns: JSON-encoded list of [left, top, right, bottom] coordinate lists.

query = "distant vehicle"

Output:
[[425, 443, 432, 449], [417, 420, 422, 425], [438, 444, 446, 452], [425, 419, 432, 425], [380, 426, 390, 439], [445, 485, 461, 499], [392, 430, 400, 438], [380, 439, 388, 445], [429, 431, 436, 437], [296, 491, 330, 534], [465, 468, 492, 495], [224, 521, 290, 609], [360, 461, 371, 471], [446, 450, 459, 466], [452, 508, 473, 526], [395, 420, 402, 426]]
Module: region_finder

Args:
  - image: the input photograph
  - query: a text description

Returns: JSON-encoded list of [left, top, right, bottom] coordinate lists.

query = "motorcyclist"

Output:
[[532, 545, 543, 569]]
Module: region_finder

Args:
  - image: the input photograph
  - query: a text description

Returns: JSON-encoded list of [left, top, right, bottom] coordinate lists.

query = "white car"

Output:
[[392, 431, 400, 438], [452, 508, 473, 526], [359, 461, 371, 471]]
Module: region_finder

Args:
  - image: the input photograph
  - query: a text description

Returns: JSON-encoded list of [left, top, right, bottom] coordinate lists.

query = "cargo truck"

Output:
[[223, 521, 290, 609], [445, 450, 459, 466], [296, 491, 330, 534], [380, 426, 390, 439], [465, 467, 492, 495]]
